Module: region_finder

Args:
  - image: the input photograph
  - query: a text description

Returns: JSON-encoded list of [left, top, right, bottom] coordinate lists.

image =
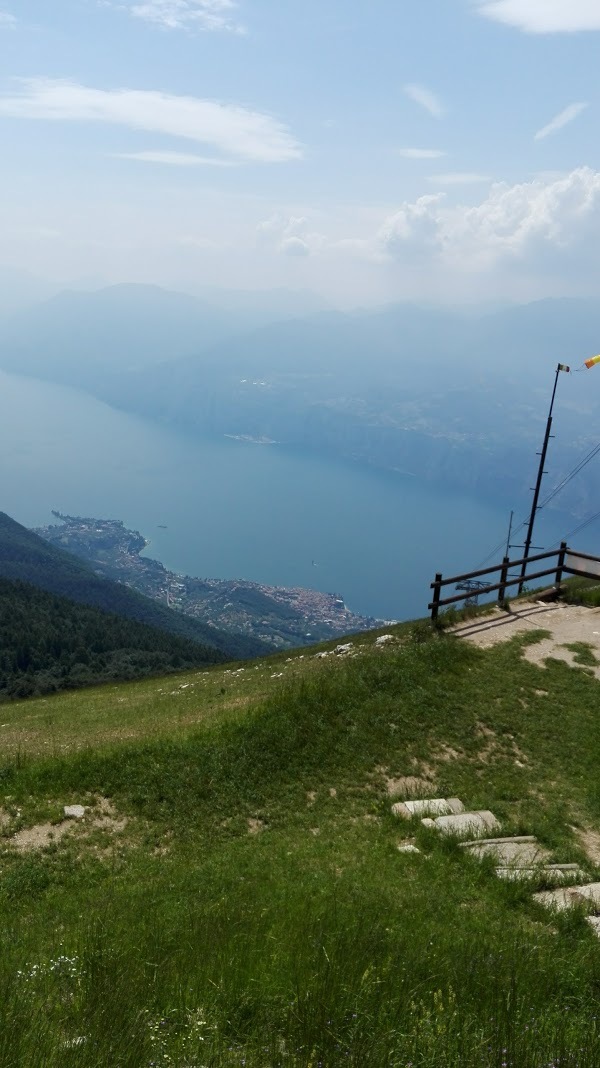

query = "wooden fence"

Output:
[[429, 542, 600, 621]]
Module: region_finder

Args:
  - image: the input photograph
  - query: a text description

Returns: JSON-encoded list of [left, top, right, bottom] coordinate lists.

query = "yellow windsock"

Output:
[[585, 354, 600, 369]]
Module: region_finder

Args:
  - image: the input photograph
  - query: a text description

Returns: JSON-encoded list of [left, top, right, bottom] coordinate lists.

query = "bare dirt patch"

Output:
[[474, 723, 499, 764], [247, 818, 265, 835], [11, 821, 74, 852], [385, 775, 435, 799], [7, 797, 128, 852], [89, 798, 128, 833], [435, 744, 463, 763], [474, 723, 529, 767], [452, 602, 600, 679], [476, 723, 496, 739], [410, 759, 438, 781], [574, 827, 600, 866]]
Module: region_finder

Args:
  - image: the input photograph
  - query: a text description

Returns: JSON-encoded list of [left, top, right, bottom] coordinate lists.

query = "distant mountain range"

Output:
[[1, 283, 599, 521], [0, 282, 330, 388]]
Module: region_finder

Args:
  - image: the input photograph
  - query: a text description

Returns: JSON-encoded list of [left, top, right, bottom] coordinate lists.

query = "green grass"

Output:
[[0, 660, 263, 757], [1, 623, 600, 1065], [0, 626, 416, 759], [561, 577, 600, 609], [564, 642, 600, 668]]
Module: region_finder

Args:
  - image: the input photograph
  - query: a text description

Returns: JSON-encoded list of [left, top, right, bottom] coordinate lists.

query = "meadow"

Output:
[[1, 619, 600, 1066]]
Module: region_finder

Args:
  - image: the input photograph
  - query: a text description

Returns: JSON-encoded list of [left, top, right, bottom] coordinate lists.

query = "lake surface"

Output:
[[0, 370, 572, 622]]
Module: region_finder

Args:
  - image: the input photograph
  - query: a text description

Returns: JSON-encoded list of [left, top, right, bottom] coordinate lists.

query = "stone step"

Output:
[[496, 864, 587, 884], [587, 916, 600, 937], [422, 810, 501, 838], [461, 836, 551, 867], [392, 797, 464, 820], [533, 882, 600, 912], [463, 836, 537, 845]]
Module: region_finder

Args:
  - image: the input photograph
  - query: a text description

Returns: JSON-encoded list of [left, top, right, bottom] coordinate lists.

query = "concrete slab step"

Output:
[[461, 837, 551, 867], [533, 882, 600, 912], [545, 864, 585, 872], [392, 797, 464, 820], [587, 916, 600, 937], [462, 836, 537, 846], [496, 864, 587, 884], [422, 810, 501, 838]]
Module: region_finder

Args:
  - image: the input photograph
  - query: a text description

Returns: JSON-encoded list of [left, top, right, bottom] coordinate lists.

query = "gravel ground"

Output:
[[450, 601, 600, 678]]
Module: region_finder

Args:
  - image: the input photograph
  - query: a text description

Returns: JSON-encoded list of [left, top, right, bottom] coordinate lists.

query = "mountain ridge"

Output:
[[2, 286, 600, 517]]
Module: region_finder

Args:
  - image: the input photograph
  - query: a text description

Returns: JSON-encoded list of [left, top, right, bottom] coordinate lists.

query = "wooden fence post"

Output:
[[498, 556, 510, 607], [555, 541, 567, 595], [431, 573, 443, 622]]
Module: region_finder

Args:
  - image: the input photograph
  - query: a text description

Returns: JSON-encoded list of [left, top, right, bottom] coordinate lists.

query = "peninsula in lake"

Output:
[[35, 513, 383, 649]]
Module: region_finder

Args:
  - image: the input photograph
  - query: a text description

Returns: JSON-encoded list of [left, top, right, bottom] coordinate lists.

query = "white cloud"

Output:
[[379, 195, 446, 259], [113, 149, 238, 165], [280, 236, 311, 257], [404, 84, 445, 119], [427, 172, 492, 185], [379, 167, 600, 274], [257, 214, 324, 257], [0, 79, 302, 163], [534, 102, 589, 140], [124, 0, 243, 32], [476, 0, 600, 33], [0, 11, 16, 26], [398, 148, 446, 159]]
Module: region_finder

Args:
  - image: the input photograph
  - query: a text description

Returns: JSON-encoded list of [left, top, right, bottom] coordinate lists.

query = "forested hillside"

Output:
[[0, 576, 226, 699], [0, 512, 265, 660]]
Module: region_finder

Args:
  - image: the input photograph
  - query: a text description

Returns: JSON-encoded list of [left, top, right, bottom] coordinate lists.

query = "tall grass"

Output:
[[1, 631, 600, 1064], [1, 843, 599, 1066]]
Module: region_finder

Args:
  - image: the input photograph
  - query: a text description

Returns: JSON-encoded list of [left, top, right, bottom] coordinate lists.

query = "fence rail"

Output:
[[428, 542, 600, 621]]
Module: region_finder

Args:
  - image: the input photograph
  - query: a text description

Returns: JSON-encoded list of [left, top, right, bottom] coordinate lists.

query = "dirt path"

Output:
[[450, 601, 600, 678]]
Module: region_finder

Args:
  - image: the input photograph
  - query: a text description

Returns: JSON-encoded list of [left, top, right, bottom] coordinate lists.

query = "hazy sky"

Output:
[[2, 0, 600, 306]]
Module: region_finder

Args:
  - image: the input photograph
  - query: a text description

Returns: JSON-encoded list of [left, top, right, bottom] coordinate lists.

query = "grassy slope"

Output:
[[0, 512, 265, 659], [1, 622, 600, 1065]]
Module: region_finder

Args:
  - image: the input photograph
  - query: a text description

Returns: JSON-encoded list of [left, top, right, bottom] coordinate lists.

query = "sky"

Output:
[[1, 0, 600, 307]]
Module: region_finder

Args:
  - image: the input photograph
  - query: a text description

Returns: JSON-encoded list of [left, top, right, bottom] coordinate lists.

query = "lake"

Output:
[[0, 370, 572, 622]]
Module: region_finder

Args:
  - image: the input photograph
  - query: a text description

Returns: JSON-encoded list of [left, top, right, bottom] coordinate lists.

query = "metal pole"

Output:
[[505, 510, 514, 559], [519, 364, 563, 594]]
